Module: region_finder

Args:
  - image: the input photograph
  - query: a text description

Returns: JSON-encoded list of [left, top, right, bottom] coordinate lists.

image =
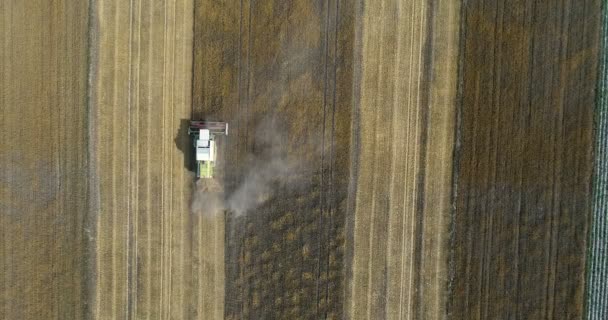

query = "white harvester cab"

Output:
[[196, 129, 214, 161], [188, 121, 228, 178]]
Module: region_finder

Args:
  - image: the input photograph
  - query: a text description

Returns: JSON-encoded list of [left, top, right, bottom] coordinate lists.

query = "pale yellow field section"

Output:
[[1, 0, 224, 319], [2, 0, 461, 319], [89, 0, 223, 319], [346, 1, 460, 319]]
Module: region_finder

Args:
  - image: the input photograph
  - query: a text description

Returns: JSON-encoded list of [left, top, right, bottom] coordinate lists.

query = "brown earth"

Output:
[[193, 0, 461, 319], [0, 1, 91, 319], [193, 1, 354, 318], [1, 0, 603, 319], [449, 1, 601, 319]]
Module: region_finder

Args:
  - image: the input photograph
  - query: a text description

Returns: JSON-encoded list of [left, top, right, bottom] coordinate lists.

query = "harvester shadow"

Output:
[[174, 119, 194, 174]]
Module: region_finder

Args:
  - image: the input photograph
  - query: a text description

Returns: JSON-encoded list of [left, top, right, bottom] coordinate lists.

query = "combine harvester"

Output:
[[188, 120, 228, 178]]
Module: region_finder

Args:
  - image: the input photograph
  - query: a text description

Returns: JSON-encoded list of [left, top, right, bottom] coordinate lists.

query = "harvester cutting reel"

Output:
[[188, 120, 228, 179]]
